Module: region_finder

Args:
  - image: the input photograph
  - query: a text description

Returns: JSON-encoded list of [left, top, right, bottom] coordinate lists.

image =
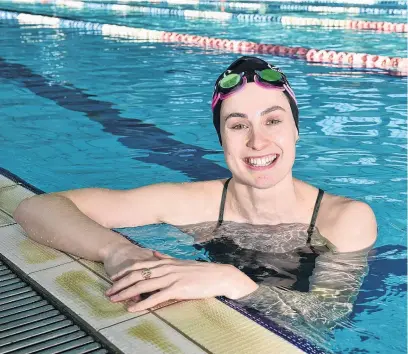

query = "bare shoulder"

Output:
[[162, 179, 226, 200], [157, 179, 227, 225], [318, 193, 377, 253]]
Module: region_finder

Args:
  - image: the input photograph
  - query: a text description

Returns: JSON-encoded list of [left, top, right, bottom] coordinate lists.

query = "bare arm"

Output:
[[236, 249, 369, 329], [14, 193, 133, 262], [13, 183, 195, 262]]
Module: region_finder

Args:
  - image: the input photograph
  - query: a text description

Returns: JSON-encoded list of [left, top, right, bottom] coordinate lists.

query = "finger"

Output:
[[107, 266, 171, 296], [109, 275, 175, 303], [125, 294, 142, 306], [127, 287, 175, 312], [111, 259, 176, 281], [153, 251, 174, 259], [107, 271, 146, 296], [131, 294, 142, 302]]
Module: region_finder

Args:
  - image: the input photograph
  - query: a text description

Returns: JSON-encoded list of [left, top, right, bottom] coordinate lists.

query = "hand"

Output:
[[102, 243, 159, 278], [105, 251, 259, 312]]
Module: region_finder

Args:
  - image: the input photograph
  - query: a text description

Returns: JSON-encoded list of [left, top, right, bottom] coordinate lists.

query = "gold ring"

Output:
[[141, 268, 152, 280]]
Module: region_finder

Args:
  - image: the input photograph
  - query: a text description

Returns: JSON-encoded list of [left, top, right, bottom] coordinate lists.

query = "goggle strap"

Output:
[[211, 92, 221, 110], [283, 84, 297, 104]]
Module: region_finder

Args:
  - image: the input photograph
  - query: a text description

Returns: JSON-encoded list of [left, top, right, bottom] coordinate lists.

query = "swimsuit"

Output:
[[194, 178, 328, 292]]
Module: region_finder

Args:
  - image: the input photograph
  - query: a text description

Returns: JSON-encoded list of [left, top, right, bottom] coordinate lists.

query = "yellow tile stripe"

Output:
[[0, 184, 35, 216], [0, 224, 74, 274], [155, 299, 303, 354]]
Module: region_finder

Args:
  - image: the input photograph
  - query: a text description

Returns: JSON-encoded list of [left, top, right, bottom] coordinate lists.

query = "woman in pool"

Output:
[[14, 56, 377, 322]]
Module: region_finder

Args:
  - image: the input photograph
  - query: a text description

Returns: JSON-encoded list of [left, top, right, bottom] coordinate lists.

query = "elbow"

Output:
[[13, 195, 42, 225], [13, 196, 32, 224], [13, 193, 59, 225]]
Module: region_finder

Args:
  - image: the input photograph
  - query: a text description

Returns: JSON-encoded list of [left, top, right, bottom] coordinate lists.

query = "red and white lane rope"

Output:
[[279, 16, 407, 32], [1, 10, 406, 75], [11, 0, 408, 15], [97, 0, 408, 15], [276, 4, 406, 15], [160, 33, 407, 75], [9, 0, 408, 33], [89, 0, 407, 8], [219, 0, 406, 5]]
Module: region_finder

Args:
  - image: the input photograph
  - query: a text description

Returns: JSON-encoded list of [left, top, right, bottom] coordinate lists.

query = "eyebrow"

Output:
[[224, 105, 286, 121]]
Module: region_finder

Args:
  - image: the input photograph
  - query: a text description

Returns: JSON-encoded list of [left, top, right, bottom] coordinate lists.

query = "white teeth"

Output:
[[247, 155, 277, 167]]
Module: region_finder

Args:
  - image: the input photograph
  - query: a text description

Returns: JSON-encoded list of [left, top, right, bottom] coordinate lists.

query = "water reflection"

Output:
[[120, 220, 383, 351]]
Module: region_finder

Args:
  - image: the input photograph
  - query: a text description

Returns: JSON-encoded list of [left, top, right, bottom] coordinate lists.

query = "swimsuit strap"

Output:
[[216, 177, 232, 227], [307, 188, 325, 243], [216, 181, 325, 238]]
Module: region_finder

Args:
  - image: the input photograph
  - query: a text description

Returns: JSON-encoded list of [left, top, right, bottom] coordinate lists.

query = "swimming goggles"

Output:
[[211, 66, 297, 111]]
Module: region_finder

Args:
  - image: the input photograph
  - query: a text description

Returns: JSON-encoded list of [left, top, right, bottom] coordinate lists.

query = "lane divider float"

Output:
[[94, 0, 408, 15], [13, 0, 266, 11], [265, 3, 407, 15], [205, 0, 407, 7], [11, 0, 408, 15], [10, 0, 408, 33], [1, 10, 406, 75], [89, 0, 408, 8]]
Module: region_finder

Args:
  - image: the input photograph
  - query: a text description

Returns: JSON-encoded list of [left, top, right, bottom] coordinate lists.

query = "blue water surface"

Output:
[[0, 0, 407, 56], [0, 5, 406, 353]]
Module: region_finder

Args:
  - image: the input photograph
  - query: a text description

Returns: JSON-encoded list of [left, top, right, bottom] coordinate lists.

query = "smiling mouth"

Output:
[[244, 154, 279, 167]]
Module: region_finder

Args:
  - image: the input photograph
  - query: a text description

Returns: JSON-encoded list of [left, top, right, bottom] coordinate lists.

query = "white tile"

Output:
[[30, 262, 147, 330], [0, 224, 73, 273], [0, 210, 14, 227], [0, 185, 35, 216], [155, 299, 303, 354], [100, 313, 205, 354], [77, 258, 111, 282], [0, 174, 16, 188]]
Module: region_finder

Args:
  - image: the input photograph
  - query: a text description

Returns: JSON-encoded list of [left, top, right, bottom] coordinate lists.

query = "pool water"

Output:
[[2, 1, 407, 57], [0, 2, 406, 353]]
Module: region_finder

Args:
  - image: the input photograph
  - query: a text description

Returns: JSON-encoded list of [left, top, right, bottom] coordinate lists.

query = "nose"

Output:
[[246, 128, 270, 151]]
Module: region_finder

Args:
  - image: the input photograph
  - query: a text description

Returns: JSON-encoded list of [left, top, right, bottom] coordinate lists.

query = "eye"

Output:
[[266, 119, 281, 125], [231, 124, 248, 130]]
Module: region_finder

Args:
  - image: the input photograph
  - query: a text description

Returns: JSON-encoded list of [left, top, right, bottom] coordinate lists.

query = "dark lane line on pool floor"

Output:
[[0, 57, 229, 181]]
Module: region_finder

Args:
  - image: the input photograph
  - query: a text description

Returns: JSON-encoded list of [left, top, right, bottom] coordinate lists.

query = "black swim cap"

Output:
[[212, 56, 299, 145]]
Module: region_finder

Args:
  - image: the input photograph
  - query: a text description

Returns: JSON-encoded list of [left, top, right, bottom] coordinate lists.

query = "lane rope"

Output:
[[86, 0, 408, 9], [1, 10, 406, 75], [101, 0, 408, 15], [10, 0, 408, 15], [11, 0, 266, 11], [11, 0, 408, 33]]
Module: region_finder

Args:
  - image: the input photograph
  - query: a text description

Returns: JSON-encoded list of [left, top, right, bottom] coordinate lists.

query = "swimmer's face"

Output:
[[220, 83, 298, 189]]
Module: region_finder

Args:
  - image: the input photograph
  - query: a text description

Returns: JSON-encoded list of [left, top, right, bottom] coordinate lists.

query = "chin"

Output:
[[251, 175, 279, 189], [233, 173, 279, 189]]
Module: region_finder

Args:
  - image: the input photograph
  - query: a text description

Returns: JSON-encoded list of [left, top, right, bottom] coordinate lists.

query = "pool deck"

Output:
[[0, 173, 305, 354]]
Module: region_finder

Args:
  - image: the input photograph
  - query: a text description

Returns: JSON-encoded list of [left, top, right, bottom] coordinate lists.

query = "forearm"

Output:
[[309, 250, 369, 303], [13, 194, 135, 261]]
